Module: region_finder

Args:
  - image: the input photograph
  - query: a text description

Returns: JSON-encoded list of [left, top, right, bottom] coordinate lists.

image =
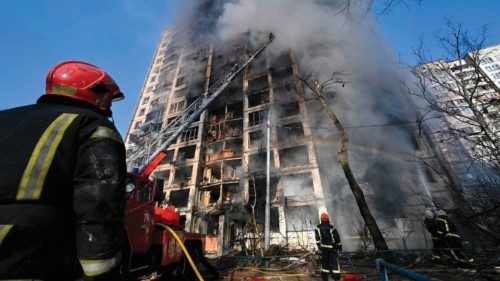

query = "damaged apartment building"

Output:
[[125, 28, 329, 255], [124, 2, 452, 255]]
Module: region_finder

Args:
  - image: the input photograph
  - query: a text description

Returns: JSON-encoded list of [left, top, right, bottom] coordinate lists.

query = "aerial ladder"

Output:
[[122, 33, 274, 280]]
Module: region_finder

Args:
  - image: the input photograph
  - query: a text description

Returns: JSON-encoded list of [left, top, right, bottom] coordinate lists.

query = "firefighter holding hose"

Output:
[[315, 212, 342, 281]]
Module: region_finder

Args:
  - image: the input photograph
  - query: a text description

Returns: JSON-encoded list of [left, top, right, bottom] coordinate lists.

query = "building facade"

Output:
[[125, 28, 329, 254]]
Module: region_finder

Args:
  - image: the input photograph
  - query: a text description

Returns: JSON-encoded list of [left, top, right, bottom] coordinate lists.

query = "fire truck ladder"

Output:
[[127, 33, 275, 177]]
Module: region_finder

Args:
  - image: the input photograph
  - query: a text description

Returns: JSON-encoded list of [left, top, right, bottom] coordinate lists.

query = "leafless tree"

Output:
[[349, 219, 373, 251], [296, 73, 392, 260], [403, 22, 500, 243]]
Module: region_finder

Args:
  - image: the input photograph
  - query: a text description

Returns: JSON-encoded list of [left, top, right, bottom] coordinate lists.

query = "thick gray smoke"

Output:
[[212, 0, 427, 249]]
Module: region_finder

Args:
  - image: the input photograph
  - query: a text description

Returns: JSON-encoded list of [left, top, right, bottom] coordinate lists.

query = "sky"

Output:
[[0, 0, 498, 135]]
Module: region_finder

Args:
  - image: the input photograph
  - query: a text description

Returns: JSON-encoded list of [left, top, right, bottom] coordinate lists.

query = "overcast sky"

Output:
[[0, 0, 498, 135]]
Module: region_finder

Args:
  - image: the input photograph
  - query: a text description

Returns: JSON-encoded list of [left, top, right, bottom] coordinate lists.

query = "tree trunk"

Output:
[[311, 85, 392, 259]]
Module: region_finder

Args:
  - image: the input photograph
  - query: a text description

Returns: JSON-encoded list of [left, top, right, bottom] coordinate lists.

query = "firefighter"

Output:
[[434, 210, 473, 267], [0, 61, 126, 280], [315, 213, 342, 281], [423, 209, 444, 262]]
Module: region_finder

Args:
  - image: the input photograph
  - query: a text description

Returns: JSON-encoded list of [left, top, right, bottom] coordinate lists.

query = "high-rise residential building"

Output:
[[124, 2, 451, 255], [477, 44, 500, 89], [413, 44, 500, 208], [125, 27, 330, 254]]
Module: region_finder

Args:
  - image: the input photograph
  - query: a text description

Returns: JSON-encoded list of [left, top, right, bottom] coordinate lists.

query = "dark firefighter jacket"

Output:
[[315, 222, 342, 250], [424, 218, 439, 239], [435, 215, 460, 239], [0, 96, 126, 280]]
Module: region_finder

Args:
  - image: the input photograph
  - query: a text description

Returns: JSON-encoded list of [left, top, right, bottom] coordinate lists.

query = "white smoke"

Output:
[[213, 0, 428, 249]]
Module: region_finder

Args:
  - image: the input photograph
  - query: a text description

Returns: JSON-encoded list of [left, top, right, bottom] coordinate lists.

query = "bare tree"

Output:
[[404, 22, 500, 243], [296, 73, 392, 260], [349, 219, 373, 251]]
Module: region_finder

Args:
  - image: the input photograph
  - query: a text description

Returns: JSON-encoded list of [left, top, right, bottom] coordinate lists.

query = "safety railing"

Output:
[[375, 259, 432, 281]]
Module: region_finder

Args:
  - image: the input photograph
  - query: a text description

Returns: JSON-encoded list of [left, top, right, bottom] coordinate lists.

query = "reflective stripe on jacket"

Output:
[[315, 222, 341, 249]]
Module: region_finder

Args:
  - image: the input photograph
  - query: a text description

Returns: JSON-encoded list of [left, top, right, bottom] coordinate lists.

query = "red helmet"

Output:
[[320, 213, 329, 222], [45, 61, 124, 111]]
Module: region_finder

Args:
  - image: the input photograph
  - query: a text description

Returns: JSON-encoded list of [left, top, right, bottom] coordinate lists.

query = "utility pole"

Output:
[[264, 110, 271, 251]]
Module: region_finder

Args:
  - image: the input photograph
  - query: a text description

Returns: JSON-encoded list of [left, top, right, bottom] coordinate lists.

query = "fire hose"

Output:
[[155, 223, 204, 281]]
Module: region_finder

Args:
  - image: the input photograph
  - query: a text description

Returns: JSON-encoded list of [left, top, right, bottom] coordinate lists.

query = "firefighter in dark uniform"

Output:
[[424, 209, 444, 262], [0, 61, 126, 280], [435, 210, 473, 267], [315, 213, 342, 281]]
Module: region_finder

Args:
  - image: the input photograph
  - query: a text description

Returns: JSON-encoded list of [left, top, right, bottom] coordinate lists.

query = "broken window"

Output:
[[169, 100, 185, 113], [248, 110, 267, 127], [142, 96, 150, 105], [138, 108, 146, 116], [175, 76, 186, 87], [153, 170, 170, 185], [249, 131, 263, 149], [285, 205, 318, 232], [206, 214, 220, 235], [270, 52, 292, 70], [178, 145, 196, 160], [160, 149, 175, 164], [279, 145, 309, 168], [151, 122, 162, 133], [281, 172, 314, 197], [272, 66, 293, 84], [248, 151, 274, 171], [276, 102, 300, 118], [277, 123, 304, 142], [173, 165, 193, 186], [180, 126, 198, 142], [248, 75, 268, 92], [247, 90, 269, 108], [168, 188, 190, 208]]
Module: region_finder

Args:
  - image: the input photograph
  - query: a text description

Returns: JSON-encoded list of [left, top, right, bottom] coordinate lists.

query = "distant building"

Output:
[[414, 44, 499, 203]]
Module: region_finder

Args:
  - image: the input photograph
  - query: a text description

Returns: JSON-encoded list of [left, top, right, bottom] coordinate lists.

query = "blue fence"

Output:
[[375, 259, 433, 281]]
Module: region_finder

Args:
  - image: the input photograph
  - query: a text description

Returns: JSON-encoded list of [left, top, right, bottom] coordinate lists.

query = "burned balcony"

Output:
[[159, 149, 175, 165], [270, 52, 293, 71], [168, 188, 190, 208], [207, 121, 243, 143], [172, 165, 193, 187], [279, 145, 309, 168], [274, 84, 299, 103], [248, 110, 268, 127], [248, 151, 275, 172], [144, 107, 165, 124], [200, 186, 220, 206], [248, 130, 263, 149], [276, 102, 301, 119], [247, 90, 269, 108], [248, 75, 269, 93], [280, 172, 315, 198], [202, 159, 242, 186], [205, 139, 243, 162], [271, 66, 294, 84], [277, 122, 304, 143], [247, 55, 267, 78], [178, 145, 196, 162]]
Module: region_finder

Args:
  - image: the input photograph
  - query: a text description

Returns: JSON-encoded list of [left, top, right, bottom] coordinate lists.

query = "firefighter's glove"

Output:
[[336, 244, 342, 252]]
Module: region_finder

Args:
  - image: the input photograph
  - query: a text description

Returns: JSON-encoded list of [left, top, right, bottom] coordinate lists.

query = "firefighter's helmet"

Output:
[[45, 61, 124, 111], [320, 213, 329, 222]]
